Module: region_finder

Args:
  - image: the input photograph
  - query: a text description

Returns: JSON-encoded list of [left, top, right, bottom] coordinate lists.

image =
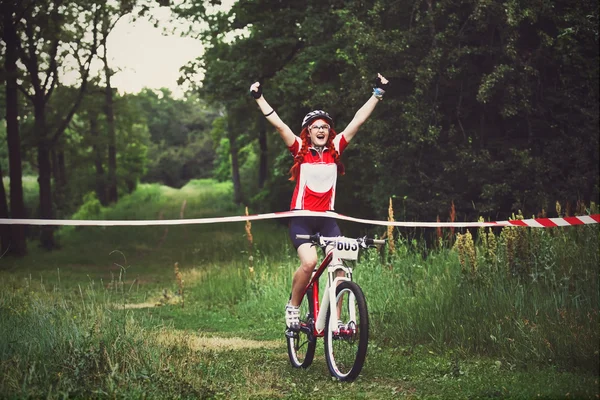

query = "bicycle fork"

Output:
[[315, 262, 354, 334]]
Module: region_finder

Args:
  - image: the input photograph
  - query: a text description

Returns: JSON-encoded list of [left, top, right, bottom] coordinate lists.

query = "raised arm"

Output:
[[340, 73, 389, 143], [250, 82, 296, 147]]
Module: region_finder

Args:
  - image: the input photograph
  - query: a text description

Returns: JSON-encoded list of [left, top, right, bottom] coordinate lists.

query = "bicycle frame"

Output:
[[303, 248, 355, 337]]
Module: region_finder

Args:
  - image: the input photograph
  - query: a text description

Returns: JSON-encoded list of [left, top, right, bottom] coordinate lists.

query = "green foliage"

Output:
[[209, 116, 230, 182], [144, 138, 214, 188], [117, 122, 150, 192], [133, 89, 193, 146], [2, 176, 40, 219], [134, 90, 220, 188], [0, 124, 7, 174], [72, 192, 104, 220], [211, 138, 230, 182], [238, 141, 259, 196]]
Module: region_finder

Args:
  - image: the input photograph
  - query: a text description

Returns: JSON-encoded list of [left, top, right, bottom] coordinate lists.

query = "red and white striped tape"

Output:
[[0, 210, 598, 228]]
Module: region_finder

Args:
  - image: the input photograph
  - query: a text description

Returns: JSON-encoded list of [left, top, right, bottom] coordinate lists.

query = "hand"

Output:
[[375, 73, 389, 91], [249, 81, 263, 99]]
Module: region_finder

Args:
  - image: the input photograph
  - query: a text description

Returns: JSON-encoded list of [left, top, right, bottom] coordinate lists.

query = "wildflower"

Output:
[[388, 198, 395, 255], [174, 262, 184, 308], [454, 230, 477, 277], [449, 201, 456, 240], [245, 207, 254, 273], [436, 216, 442, 247]]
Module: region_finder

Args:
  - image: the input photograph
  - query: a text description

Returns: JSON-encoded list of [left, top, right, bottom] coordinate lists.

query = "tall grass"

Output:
[[218, 211, 598, 373], [354, 221, 598, 372], [0, 274, 222, 398], [230, 209, 599, 372]]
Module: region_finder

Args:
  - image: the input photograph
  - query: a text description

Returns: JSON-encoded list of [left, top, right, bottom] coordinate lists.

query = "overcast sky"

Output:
[[60, 2, 235, 98], [106, 7, 204, 97]]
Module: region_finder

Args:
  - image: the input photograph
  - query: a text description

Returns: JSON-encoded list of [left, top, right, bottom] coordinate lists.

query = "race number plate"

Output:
[[332, 238, 359, 260]]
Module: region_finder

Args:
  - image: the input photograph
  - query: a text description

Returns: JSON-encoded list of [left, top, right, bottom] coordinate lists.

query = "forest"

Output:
[[1, 0, 598, 254]]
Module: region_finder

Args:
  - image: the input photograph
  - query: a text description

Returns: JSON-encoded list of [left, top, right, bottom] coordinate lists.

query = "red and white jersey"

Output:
[[289, 134, 348, 211]]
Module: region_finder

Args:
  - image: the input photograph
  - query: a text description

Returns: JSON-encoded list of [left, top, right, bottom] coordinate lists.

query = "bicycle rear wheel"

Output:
[[286, 287, 316, 368], [324, 281, 369, 381]]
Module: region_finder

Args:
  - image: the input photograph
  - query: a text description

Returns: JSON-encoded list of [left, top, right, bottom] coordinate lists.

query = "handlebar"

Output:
[[296, 233, 386, 247]]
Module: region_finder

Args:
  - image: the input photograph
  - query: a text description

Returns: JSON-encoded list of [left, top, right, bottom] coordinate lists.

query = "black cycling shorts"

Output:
[[289, 216, 341, 249]]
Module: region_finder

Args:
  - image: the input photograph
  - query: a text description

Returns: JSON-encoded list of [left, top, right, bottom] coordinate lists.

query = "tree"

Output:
[[15, 0, 101, 249], [98, 0, 133, 203], [134, 89, 218, 188], [0, 0, 28, 255], [83, 86, 109, 205], [0, 163, 9, 255]]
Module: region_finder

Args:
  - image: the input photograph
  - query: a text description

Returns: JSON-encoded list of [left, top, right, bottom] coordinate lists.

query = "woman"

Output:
[[249, 74, 389, 330]]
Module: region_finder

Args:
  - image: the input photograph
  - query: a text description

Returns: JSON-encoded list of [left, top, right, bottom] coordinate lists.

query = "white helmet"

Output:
[[301, 110, 333, 129]]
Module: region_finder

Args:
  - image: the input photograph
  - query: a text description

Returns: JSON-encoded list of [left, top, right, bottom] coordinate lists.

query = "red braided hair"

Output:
[[288, 127, 345, 181]]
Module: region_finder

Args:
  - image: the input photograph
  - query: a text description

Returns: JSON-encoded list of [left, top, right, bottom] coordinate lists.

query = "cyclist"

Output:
[[249, 74, 389, 330]]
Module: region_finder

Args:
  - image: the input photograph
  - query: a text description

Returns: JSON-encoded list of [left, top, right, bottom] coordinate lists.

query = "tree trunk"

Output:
[[0, 165, 10, 256], [51, 149, 66, 189], [52, 149, 67, 215], [227, 114, 243, 204], [90, 113, 108, 205], [51, 149, 58, 184], [104, 60, 118, 204], [258, 115, 268, 189], [3, 1, 27, 255], [35, 102, 55, 250], [57, 151, 66, 188], [99, 3, 126, 204]]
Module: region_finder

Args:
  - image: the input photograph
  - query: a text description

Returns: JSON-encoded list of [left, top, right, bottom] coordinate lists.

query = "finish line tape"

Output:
[[0, 211, 598, 228]]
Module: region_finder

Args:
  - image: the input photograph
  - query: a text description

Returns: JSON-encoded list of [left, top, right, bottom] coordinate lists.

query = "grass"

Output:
[[359, 239, 599, 370], [0, 178, 598, 399]]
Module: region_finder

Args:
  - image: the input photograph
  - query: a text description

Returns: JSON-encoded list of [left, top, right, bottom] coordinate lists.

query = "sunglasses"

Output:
[[310, 124, 330, 131]]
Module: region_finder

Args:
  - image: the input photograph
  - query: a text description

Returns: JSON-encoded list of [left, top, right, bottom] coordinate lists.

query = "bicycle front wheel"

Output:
[[324, 281, 369, 381], [286, 288, 316, 368]]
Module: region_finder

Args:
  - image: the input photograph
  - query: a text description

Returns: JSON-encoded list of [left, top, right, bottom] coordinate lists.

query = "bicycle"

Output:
[[285, 233, 385, 381]]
